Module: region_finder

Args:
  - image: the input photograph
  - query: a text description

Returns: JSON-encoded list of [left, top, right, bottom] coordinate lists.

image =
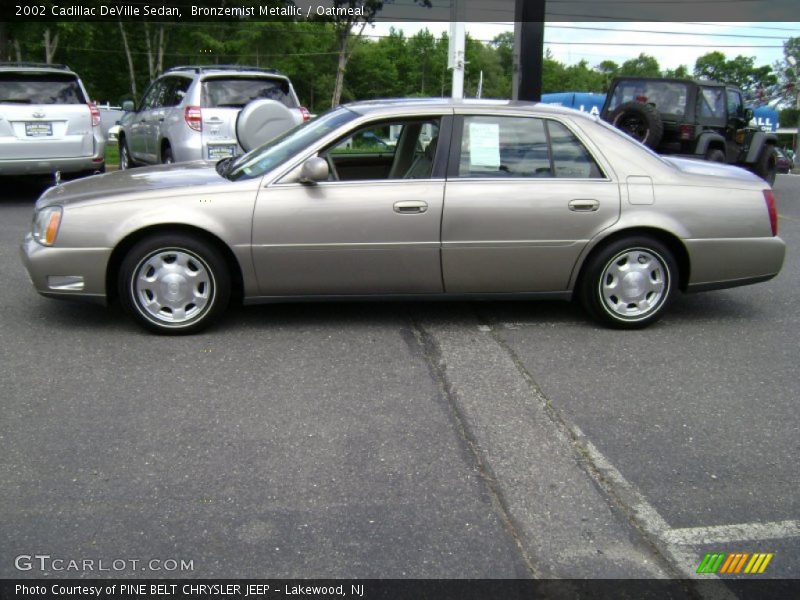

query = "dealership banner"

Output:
[[3, 579, 800, 599], [3, 0, 800, 23]]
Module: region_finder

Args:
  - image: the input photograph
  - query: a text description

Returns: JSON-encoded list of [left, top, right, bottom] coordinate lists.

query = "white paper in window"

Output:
[[469, 122, 500, 169]]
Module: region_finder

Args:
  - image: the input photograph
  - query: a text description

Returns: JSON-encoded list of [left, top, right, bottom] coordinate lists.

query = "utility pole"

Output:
[[512, 0, 546, 102], [448, 1, 466, 99]]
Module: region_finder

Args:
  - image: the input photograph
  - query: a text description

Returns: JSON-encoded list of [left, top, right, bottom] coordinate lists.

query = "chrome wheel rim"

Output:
[[599, 248, 668, 321], [120, 145, 129, 170], [132, 249, 214, 326]]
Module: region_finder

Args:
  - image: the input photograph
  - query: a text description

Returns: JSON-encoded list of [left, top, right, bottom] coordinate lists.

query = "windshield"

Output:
[[0, 73, 85, 104], [608, 80, 688, 117], [202, 77, 295, 109], [226, 107, 359, 181]]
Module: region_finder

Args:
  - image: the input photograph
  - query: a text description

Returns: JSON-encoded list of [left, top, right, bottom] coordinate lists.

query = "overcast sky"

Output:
[[371, 22, 798, 71]]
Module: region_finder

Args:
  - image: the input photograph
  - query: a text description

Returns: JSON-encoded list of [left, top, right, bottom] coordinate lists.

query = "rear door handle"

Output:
[[393, 201, 428, 214], [568, 199, 600, 212]]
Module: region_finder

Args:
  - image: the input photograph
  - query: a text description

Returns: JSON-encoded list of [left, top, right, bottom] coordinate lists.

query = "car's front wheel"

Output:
[[579, 237, 677, 329], [118, 233, 231, 334], [753, 146, 777, 186], [119, 139, 134, 170]]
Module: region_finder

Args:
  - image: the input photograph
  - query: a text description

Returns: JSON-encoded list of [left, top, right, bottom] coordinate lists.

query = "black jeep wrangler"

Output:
[[600, 77, 778, 185]]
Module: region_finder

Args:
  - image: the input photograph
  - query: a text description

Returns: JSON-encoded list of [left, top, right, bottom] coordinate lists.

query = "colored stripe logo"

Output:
[[697, 552, 774, 574]]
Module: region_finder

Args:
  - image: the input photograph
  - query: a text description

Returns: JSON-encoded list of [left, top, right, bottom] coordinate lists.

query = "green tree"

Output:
[[694, 51, 776, 97], [618, 53, 661, 78]]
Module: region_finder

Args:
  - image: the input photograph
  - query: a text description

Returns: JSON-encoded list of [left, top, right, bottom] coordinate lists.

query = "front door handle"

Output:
[[393, 200, 428, 214], [568, 199, 600, 212]]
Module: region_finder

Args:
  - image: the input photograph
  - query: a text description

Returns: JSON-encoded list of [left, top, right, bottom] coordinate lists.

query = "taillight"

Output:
[[299, 106, 311, 122], [88, 102, 101, 127], [679, 124, 693, 141], [763, 189, 778, 236], [184, 106, 202, 132]]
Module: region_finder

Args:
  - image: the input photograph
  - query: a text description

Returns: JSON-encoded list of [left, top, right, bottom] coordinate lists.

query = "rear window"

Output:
[[607, 80, 687, 117], [0, 72, 85, 104], [201, 77, 296, 109]]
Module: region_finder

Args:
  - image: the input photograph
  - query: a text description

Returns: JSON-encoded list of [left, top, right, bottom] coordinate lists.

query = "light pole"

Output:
[[788, 56, 799, 161]]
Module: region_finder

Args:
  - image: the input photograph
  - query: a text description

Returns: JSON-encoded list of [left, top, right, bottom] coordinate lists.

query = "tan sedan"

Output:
[[21, 99, 785, 334]]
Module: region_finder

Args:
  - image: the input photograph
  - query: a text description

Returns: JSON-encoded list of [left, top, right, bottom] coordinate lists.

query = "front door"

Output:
[[250, 116, 446, 296]]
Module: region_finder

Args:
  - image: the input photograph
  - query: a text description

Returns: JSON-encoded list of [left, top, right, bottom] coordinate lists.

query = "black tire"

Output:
[[119, 138, 135, 170], [578, 236, 678, 329], [704, 148, 726, 163], [609, 101, 664, 149], [118, 233, 231, 335], [753, 146, 777, 186], [161, 143, 174, 165]]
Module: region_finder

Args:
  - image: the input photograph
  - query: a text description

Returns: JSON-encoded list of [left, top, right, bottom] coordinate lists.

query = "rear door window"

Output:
[[201, 77, 296, 109], [0, 73, 86, 104]]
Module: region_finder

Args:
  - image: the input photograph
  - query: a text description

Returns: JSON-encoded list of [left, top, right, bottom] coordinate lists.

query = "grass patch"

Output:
[[105, 143, 119, 168]]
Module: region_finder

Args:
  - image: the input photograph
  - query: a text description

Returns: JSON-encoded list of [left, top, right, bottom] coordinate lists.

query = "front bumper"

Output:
[[20, 233, 111, 304]]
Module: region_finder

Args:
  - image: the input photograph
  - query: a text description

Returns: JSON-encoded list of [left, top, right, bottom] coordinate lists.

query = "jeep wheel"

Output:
[[609, 102, 664, 149], [753, 147, 777, 186], [705, 148, 726, 163]]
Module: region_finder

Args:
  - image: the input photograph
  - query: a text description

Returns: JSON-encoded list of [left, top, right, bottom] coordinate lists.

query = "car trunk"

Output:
[[0, 73, 94, 160], [200, 76, 298, 160]]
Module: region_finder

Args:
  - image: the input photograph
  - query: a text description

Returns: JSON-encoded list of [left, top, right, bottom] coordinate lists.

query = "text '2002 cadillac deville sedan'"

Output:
[[21, 98, 785, 334]]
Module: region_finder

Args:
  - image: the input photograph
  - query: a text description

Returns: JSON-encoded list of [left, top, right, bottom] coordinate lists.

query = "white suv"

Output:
[[117, 65, 309, 169], [0, 63, 105, 177]]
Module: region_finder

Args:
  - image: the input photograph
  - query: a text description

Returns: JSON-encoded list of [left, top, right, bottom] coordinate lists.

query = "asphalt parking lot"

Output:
[[1, 174, 798, 583]]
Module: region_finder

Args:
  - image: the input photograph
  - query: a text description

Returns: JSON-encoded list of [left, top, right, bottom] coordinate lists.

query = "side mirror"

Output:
[[299, 157, 329, 184], [744, 108, 754, 122], [122, 100, 135, 113]]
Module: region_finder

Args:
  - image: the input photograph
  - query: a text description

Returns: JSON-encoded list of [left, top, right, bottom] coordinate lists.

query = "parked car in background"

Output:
[[21, 99, 785, 334], [775, 148, 792, 174], [600, 77, 778, 184], [0, 62, 105, 177], [117, 65, 309, 169]]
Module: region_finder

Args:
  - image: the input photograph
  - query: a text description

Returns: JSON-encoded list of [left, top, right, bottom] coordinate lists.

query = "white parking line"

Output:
[[576, 433, 797, 585], [665, 520, 800, 546]]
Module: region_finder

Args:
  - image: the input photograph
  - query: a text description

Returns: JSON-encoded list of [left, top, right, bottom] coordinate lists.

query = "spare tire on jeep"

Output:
[[609, 101, 664, 149]]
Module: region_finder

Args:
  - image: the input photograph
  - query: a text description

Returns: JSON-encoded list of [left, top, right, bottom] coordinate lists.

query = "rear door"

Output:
[[128, 81, 162, 162], [200, 75, 299, 160], [0, 71, 93, 160], [442, 113, 620, 293]]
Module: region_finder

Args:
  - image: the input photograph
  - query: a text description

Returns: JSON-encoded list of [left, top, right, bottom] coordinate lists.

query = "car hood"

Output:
[[37, 162, 227, 208], [662, 156, 763, 183]]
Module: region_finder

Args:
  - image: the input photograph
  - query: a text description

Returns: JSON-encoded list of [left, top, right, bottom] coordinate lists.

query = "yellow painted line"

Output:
[[758, 553, 774, 573], [744, 554, 759, 574], [779, 213, 800, 222], [750, 554, 766, 573]]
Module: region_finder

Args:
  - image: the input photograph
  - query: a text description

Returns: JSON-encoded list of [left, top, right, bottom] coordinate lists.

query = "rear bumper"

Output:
[[0, 153, 105, 176], [20, 233, 110, 304], [685, 236, 786, 291]]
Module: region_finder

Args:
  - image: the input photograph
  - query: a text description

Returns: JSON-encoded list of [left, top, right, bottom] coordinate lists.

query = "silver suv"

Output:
[[118, 65, 308, 169], [0, 63, 105, 176]]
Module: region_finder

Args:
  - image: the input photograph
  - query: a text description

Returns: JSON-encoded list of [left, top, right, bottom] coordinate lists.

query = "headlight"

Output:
[[32, 206, 63, 246]]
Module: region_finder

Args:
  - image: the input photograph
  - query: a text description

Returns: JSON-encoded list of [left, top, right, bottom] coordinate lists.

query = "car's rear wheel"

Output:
[[579, 236, 677, 329], [753, 146, 777, 186], [705, 148, 726, 163], [118, 233, 230, 335], [119, 139, 134, 170], [161, 143, 174, 165]]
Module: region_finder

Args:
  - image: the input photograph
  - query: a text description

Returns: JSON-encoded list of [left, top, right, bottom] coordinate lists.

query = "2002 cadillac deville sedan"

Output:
[[21, 99, 785, 334]]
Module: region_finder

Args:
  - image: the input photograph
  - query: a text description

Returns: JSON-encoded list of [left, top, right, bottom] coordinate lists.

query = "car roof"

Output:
[[0, 62, 78, 76], [342, 97, 592, 119], [163, 65, 289, 80], [610, 76, 726, 88]]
